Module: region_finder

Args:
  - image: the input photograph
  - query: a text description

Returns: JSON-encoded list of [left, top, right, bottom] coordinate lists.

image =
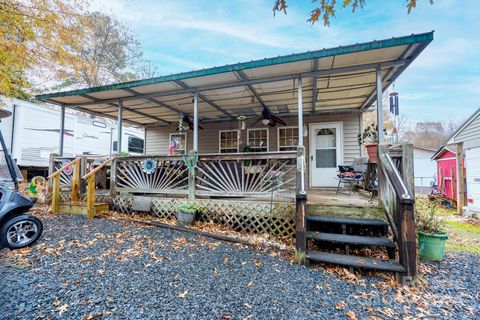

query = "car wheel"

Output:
[[1, 214, 43, 249]]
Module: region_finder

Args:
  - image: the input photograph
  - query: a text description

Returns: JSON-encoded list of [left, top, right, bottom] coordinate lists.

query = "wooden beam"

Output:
[[51, 175, 60, 214]]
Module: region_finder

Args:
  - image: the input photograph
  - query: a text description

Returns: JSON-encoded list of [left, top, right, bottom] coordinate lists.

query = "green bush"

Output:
[[416, 198, 446, 234], [178, 202, 206, 214]]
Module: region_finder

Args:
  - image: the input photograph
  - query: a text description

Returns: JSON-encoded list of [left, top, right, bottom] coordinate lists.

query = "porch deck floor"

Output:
[[306, 189, 384, 221], [308, 189, 378, 207]]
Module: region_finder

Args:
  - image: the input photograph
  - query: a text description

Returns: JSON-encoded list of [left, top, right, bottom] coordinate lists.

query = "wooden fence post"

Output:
[[48, 153, 58, 196], [295, 146, 307, 265], [110, 158, 117, 198], [71, 160, 80, 202], [51, 175, 60, 213], [377, 144, 388, 207], [401, 143, 415, 196], [187, 151, 196, 201], [87, 175, 95, 219], [398, 202, 417, 284], [80, 157, 88, 194], [456, 143, 466, 214]]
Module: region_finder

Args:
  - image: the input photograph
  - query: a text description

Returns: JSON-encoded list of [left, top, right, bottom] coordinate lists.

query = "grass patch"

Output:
[[444, 220, 480, 255]]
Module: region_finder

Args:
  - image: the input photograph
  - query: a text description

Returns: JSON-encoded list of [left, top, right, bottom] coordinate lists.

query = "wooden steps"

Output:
[[304, 211, 402, 274], [306, 215, 387, 227], [59, 202, 109, 216], [306, 231, 394, 247], [307, 251, 405, 273]]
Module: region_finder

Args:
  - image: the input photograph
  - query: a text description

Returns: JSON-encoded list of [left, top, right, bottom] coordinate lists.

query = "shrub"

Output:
[[178, 202, 205, 214], [416, 198, 446, 234]]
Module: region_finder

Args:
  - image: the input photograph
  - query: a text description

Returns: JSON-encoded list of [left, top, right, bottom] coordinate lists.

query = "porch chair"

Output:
[[335, 157, 368, 195]]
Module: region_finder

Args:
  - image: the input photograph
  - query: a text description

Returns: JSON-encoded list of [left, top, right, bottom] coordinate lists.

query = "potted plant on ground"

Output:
[[177, 202, 205, 225], [416, 199, 448, 261], [357, 124, 384, 163]]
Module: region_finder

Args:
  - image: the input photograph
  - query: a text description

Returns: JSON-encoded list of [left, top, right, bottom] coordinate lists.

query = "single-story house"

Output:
[[412, 145, 436, 193], [38, 32, 433, 281], [447, 107, 480, 215], [431, 145, 457, 201]]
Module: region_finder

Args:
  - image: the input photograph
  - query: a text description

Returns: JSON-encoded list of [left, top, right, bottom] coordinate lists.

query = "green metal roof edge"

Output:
[[37, 31, 434, 101]]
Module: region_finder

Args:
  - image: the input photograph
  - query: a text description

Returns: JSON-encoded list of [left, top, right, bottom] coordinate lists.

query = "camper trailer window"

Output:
[[112, 141, 118, 152], [128, 136, 144, 154]]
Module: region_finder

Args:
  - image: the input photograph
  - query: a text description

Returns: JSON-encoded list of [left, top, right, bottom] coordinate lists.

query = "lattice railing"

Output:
[[114, 155, 189, 194]]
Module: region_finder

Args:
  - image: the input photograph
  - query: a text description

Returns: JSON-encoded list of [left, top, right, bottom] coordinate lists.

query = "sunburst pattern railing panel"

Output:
[[114, 156, 189, 193]]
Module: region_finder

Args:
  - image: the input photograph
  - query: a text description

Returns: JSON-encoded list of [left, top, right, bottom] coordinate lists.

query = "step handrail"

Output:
[[47, 157, 81, 179], [82, 156, 115, 180]]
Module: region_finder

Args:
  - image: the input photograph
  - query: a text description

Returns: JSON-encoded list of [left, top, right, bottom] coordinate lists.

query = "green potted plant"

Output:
[[357, 124, 384, 163], [416, 200, 448, 261], [177, 202, 205, 225]]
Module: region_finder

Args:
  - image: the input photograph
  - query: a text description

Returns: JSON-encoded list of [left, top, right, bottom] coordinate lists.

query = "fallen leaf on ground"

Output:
[[346, 310, 357, 320], [58, 304, 69, 316], [178, 290, 189, 298]]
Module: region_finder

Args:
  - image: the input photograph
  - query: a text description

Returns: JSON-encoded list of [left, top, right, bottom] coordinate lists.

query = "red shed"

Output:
[[431, 146, 457, 200]]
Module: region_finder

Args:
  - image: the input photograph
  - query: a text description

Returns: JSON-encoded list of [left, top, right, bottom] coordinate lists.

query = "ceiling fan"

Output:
[[251, 106, 287, 127]]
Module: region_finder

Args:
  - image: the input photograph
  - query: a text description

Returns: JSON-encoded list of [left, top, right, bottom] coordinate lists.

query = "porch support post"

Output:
[[117, 100, 123, 154], [295, 75, 307, 266], [193, 90, 199, 152], [456, 142, 466, 214], [59, 105, 65, 156], [188, 90, 199, 201], [376, 65, 384, 144]]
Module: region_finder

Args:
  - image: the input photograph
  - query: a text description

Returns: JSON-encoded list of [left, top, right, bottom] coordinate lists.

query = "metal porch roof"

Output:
[[36, 32, 433, 127]]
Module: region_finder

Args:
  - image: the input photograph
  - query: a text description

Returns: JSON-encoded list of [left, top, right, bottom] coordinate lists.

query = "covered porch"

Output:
[[38, 32, 433, 282]]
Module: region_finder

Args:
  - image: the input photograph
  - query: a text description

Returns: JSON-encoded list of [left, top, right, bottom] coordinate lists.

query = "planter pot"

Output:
[[177, 211, 196, 225], [365, 143, 378, 163], [418, 231, 448, 261]]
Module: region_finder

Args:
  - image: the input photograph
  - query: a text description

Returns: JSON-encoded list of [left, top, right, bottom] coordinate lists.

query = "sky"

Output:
[[90, 0, 480, 124]]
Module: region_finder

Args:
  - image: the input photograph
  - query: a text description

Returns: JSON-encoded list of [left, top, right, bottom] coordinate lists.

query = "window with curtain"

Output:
[[219, 130, 239, 153], [278, 127, 298, 151], [315, 128, 336, 168], [247, 128, 268, 152]]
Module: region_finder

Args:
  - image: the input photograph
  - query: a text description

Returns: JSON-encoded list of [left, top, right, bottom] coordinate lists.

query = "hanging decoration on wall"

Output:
[[177, 114, 185, 133], [237, 115, 246, 131], [142, 158, 158, 174]]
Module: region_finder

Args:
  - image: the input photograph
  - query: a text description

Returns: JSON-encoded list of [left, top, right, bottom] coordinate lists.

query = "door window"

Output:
[[315, 128, 336, 168]]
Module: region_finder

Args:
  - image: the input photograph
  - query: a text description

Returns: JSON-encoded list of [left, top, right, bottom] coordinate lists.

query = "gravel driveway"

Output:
[[1, 214, 479, 320]]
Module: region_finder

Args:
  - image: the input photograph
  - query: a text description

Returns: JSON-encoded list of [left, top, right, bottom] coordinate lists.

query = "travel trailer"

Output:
[[0, 97, 144, 177]]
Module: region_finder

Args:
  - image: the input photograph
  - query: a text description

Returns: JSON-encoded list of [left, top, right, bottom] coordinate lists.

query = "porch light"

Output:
[[262, 119, 270, 125]]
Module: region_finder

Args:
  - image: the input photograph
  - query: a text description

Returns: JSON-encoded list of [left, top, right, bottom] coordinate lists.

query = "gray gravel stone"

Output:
[[1, 214, 478, 319]]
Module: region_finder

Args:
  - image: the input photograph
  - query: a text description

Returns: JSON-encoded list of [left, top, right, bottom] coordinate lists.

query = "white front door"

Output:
[[309, 122, 343, 187]]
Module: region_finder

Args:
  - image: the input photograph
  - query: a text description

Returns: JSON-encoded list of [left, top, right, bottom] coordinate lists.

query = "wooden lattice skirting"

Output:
[[112, 195, 296, 237]]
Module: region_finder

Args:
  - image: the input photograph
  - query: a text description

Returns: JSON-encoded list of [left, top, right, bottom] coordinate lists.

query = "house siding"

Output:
[[453, 114, 480, 149], [145, 113, 361, 187]]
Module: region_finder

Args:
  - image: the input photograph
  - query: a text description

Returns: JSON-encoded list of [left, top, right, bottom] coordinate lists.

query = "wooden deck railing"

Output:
[[111, 151, 298, 201], [47, 157, 81, 213], [82, 156, 114, 219], [378, 143, 416, 284]]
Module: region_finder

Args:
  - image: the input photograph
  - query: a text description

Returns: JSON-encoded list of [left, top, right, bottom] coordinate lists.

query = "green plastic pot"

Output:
[[418, 231, 448, 261]]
